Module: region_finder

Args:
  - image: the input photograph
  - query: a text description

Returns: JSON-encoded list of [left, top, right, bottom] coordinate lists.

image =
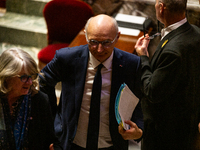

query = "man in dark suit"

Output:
[[133, 0, 200, 149], [39, 14, 143, 150]]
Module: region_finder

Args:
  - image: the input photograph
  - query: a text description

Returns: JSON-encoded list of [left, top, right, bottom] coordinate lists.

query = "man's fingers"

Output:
[[49, 144, 54, 150], [124, 120, 137, 128]]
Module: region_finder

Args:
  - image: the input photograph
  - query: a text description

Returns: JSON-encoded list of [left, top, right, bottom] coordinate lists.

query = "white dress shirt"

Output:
[[73, 51, 114, 148]]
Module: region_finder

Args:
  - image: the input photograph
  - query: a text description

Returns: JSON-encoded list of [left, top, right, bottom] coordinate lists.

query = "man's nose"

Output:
[[97, 43, 104, 53]]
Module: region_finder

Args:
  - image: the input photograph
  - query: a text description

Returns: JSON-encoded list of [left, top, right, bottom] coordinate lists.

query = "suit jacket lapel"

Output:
[[74, 47, 89, 117], [151, 22, 191, 70], [150, 37, 168, 69], [110, 49, 125, 118]]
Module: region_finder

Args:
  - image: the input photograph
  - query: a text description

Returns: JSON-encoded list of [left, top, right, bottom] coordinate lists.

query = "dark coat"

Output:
[[0, 91, 61, 150], [39, 45, 144, 150], [28, 91, 62, 150], [140, 22, 200, 150]]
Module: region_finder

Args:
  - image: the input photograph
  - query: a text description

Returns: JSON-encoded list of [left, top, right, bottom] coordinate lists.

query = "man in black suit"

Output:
[[39, 14, 143, 150], [119, 0, 200, 149]]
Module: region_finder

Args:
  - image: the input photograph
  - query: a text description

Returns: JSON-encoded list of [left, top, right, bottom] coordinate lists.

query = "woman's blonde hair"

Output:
[[0, 47, 39, 95]]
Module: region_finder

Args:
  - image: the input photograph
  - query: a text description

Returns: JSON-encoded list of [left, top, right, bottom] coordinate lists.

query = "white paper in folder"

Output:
[[115, 83, 139, 130]]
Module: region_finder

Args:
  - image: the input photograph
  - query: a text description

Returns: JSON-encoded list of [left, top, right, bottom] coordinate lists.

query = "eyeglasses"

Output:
[[147, 32, 161, 40], [16, 73, 38, 83], [85, 33, 118, 48]]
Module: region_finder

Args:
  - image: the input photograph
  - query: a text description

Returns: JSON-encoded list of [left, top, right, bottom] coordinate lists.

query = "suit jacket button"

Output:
[[69, 138, 72, 143]]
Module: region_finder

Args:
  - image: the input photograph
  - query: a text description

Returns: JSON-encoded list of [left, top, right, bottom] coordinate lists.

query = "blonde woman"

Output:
[[0, 48, 62, 150]]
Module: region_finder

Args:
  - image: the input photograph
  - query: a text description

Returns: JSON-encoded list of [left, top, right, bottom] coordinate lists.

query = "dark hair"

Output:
[[161, 0, 187, 14]]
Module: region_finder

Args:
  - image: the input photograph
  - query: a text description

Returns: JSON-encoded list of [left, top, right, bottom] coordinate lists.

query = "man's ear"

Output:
[[117, 32, 120, 39], [115, 32, 120, 43], [159, 2, 166, 14]]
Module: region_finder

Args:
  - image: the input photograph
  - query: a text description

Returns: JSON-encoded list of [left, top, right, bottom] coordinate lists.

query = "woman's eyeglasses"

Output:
[[16, 73, 38, 83]]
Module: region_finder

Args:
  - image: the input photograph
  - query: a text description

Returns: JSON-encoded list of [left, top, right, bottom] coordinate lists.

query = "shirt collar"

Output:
[[161, 18, 187, 40], [89, 51, 113, 69]]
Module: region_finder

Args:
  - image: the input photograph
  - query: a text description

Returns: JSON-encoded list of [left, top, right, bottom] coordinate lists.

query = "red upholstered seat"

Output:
[[38, 43, 69, 64], [38, 0, 94, 70], [0, 0, 6, 8]]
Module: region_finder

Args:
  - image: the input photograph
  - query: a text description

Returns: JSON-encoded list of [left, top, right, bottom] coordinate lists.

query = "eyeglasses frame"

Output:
[[16, 73, 38, 83], [85, 33, 118, 48]]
